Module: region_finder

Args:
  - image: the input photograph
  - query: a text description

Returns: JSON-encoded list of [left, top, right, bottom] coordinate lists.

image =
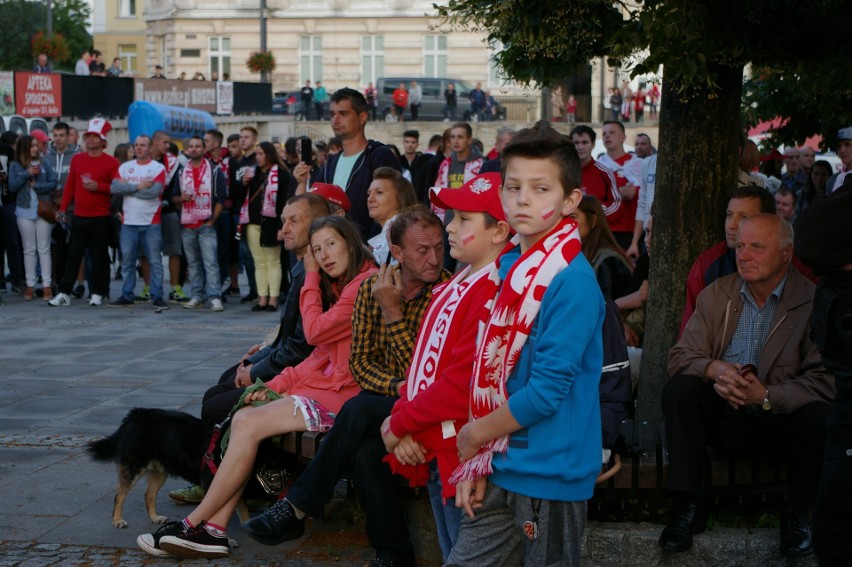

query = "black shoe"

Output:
[[71, 284, 85, 299], [159, 523, 229, 559], [137, 520, 187, 558], [243, 499, 305, 546], [224, 286, 240, 296], [659, 502, 706, 552], [152, 298, 170, 310], [266, 303, 278, 312], [240, 291, 258, 304], [251, 303, 268, 312], [10, 283, 23, 294], [110, 296, 135, 307], [780, 509, 813, 557]]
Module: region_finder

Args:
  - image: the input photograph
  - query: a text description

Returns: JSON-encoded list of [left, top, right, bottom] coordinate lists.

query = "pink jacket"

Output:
[[266, 264, 377, 413]]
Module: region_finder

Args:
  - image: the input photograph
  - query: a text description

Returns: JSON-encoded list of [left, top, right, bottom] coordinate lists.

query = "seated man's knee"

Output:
[[662, 374, 706, 410]]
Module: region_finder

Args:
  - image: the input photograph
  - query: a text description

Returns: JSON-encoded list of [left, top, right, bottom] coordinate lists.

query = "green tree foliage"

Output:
[[433, 0, 852, 423], [0, 0, 91, 71], [743, 58, 852, 151]]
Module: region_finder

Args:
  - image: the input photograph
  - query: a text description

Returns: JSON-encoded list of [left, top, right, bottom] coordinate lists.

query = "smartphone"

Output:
[[301, 138, 312, 165], [383, 250, 391, 265]]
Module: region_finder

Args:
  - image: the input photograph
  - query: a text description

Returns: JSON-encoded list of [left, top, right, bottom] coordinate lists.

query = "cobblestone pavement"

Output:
[[0, 277, 373, 566]]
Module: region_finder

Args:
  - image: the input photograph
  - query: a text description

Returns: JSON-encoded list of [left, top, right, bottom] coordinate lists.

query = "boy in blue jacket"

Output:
[[448, 121, 605, 566]]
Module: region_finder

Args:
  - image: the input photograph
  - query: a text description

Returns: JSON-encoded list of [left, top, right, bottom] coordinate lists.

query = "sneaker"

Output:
[[110, 296, 134, 307], [243, 499, 305, 546], [170, 286, 189, 303], [135, 287, 151, 302], [152, 297, 170, 310], [210, 298, 224, 312], [89, 294, 104, 306], [48, 293, 71, 306], [159, 524, 229, 560], [240, 290, 259, 304], [183, 297, 204, 309], [71, 283, 85, 299], [137, 520, 187, 558], [168, 485, 206, 504]]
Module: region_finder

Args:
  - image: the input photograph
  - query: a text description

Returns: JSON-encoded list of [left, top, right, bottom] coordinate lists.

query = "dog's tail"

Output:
[[87, 433, 118, 462]]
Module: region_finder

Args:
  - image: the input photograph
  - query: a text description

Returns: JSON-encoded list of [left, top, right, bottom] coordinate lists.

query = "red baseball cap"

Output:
[[429, 172, 506, 223], [83, 118, 112, 141], [31, 130, 50, 143], [308, 182, 351, 213]]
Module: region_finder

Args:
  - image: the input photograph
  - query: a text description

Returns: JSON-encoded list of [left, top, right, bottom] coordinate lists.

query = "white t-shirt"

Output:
[[118, 160, 166, 225]]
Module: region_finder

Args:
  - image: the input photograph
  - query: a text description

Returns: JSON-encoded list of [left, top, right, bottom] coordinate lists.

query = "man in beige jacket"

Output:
[[660, 214, 834, 558]]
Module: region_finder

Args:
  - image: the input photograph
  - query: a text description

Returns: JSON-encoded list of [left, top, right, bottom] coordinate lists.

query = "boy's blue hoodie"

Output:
[[491, 248, 605, 502]]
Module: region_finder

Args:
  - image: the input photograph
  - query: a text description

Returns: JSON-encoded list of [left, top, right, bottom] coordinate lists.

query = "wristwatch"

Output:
[[761, 387, 771, 411]]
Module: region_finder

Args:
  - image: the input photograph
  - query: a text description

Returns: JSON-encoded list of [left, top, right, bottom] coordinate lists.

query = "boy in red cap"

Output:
[[380, 171, 511, 560]]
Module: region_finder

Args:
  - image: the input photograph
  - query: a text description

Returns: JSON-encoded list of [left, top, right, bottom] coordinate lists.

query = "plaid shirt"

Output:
[[723, 276, 787, 367], [349, 268, 451, 396]]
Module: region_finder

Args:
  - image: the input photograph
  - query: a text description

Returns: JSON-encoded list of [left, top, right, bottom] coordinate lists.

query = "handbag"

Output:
[[259, 215, 282, 247], [37, 198, 58, 223]]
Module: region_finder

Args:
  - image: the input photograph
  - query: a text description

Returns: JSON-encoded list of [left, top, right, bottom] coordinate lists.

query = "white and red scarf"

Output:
[[162, 152, 179, 185], [449, 216, 582, 485], [384, 264, 490, 486], [179, 159, 213, 225], [239, 164, 279, 224]]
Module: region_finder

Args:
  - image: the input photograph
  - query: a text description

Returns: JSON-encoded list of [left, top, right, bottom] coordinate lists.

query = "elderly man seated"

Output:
[[660, 214, 834, 557]]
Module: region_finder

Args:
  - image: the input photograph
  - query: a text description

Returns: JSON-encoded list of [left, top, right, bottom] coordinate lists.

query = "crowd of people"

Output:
[[2, 83, 849, 565]]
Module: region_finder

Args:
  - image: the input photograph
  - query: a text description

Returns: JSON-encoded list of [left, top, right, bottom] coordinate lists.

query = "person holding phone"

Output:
[[8, 134, 58, 301]]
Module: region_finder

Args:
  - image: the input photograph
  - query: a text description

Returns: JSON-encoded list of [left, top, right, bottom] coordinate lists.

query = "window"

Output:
[[118, 44, 137, 71], [360, 36, 384, 86], [180, 49, 201, 58], [300, 36, 323, 83], [487, 41, 508, 87], [423, 35, 447, 78], [209, 37, 231, 79], [119, 0, 136, 17]]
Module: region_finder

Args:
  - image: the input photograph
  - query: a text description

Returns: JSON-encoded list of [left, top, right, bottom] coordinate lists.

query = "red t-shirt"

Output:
[[61, 152, 121, 217], [580, 159, 622, 225], [392, 88, 409, 108], [605, 154, 639, 233]]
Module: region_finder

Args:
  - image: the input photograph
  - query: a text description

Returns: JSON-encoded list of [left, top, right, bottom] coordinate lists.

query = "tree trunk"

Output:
[[637, 64, 744, 425]]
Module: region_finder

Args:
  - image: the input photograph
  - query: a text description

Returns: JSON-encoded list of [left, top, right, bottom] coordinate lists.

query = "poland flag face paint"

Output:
[[541, 206, 555, 220], [461, 232, 476, 245]]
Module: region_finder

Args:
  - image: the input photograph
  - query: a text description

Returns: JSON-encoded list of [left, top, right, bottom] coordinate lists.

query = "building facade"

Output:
[[93, 0, 148, 74], [135, 0, 517, 92]]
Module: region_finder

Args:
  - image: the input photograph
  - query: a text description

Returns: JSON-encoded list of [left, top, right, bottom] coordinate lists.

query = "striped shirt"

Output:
[[723, 276, 787, 367], [349, 268, 451, 396]]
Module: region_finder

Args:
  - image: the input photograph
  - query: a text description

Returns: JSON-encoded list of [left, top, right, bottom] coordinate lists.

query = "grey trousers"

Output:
[[445, 480, 586, 567]]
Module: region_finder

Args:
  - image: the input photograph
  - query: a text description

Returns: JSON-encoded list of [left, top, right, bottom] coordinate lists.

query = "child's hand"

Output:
[[393, 435, 426, 465], [456, 422, 481, 462], [455, 477, 487, 519]]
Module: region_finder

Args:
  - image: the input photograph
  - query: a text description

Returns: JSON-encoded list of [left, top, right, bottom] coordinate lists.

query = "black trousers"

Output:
[[200, 363, 246, 425], [662, 374, 832, 514], [813, 375, 852, 566], [0, 203, 24, 286], [59, 215, 111, 296], [286, 391, 414, 564]]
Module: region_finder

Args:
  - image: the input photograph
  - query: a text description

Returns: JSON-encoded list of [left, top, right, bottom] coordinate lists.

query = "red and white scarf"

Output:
[[162, 152, 179, 185], [384, 264, 490, 486], [239, 165, 279, 224], [179, 159, 213, 225], [449, 216, 582, 485]]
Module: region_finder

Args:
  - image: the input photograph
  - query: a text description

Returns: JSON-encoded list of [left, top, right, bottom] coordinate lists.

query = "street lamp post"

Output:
[[46, 0, 53, 36], [260, 0, 268, 83]]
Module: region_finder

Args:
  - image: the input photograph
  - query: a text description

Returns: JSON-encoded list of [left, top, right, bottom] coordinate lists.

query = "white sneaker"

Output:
[[89, 294, 104, 306], [183, 297, 204, 309], [48, 292, 71, 306], [210, 298, 224, 312]]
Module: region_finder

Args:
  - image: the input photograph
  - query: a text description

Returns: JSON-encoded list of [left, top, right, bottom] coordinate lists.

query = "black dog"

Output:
[[88, 408, 211, 528]]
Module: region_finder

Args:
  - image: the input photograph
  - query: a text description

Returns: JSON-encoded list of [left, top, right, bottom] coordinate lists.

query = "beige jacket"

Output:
[[669, 267, 835, 413]]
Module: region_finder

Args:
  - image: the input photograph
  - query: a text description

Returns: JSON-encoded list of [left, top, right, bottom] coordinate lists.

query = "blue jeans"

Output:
[[120, 224, 164, 301], [181, 224, 220, 301], [427, 459, 463, 560]]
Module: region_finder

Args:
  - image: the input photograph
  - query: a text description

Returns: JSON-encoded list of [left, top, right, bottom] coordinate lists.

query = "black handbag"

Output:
[[259, 215, 282, 247]]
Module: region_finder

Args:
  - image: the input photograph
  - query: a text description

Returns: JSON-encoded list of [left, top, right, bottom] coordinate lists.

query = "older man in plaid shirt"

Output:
[[244, 205, 450, 567]]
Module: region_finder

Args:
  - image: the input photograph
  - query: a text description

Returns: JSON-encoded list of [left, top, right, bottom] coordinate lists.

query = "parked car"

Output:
[[0, 115, 48, 136], [272, 91, 292, 114], [376, 77, 507, 122]]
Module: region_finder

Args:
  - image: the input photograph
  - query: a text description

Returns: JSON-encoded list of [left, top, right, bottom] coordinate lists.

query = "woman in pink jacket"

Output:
[[138, 216, 377, 559]]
